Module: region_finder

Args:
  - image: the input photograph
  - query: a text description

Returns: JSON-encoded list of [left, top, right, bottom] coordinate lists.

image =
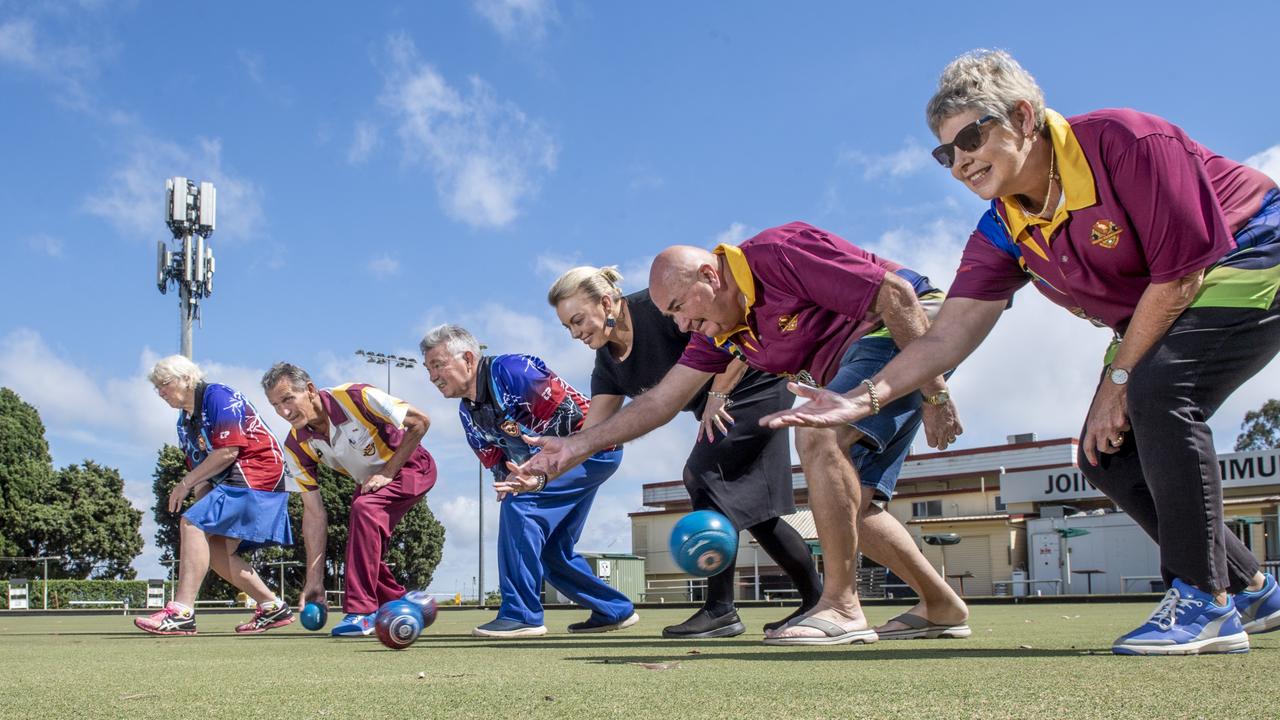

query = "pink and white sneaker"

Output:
[[235, 602, 294, 634], [134, 602, 197, 636]]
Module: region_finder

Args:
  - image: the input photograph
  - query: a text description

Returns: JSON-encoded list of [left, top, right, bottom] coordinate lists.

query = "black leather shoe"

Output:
[[662, 608, 746, 638]]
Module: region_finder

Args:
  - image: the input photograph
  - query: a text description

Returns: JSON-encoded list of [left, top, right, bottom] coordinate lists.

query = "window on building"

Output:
[[911, 499, 942, 518], [994, 495, 1006, 512]]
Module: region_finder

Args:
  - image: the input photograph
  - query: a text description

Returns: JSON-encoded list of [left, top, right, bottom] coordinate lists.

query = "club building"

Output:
[[629, 436, 1280, 600]]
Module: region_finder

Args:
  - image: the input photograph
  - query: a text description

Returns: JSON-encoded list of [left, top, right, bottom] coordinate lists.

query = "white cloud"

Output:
[[366, 252, 400, 277], [237, 49, 264, 85], [713, 222, 753, 248], [1246, 143, 1280, 185], [472, 0, 558, 44], [628, 168, 664, 192], [0, 18, 38, 67], [82, 136, 266, 244], [347, 120, 380, 164], [0, 16, 99, 109], [842, 137, 931, 180], [26, 233, 64, 257], [376, 33, 557, 228], [534, 252, 578, 279]]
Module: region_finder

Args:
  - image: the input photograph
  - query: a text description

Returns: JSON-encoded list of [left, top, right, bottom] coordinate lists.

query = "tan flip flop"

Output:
[[876, 612, 971, 640], [762, 615, 879, 646]]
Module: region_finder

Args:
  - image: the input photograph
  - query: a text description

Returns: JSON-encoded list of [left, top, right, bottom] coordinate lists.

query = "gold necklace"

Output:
[[1022, 143, 1058, 218]]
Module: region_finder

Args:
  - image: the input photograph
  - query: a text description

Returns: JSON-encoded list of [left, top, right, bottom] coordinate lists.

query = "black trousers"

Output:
[[1079, 295, 1280, 593]]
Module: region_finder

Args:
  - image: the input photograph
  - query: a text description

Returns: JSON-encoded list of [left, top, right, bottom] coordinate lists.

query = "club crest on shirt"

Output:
[[363, 442, 376, 457], [500, 420, 521, 437], [777, 314, 799, 333], [1090, 220, 1121, 249]]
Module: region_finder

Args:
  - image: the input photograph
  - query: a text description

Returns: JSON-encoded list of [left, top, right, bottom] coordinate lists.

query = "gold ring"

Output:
[[1109, 436, 1123, 447]]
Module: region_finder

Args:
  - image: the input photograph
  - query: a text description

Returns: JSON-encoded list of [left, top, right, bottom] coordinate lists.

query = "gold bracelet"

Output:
[[862, 379, 880, 415], [533, 473, 547, 492]]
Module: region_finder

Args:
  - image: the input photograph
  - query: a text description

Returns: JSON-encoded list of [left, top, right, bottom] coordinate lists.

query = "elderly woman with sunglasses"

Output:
[[762, 49, 1280, 655]]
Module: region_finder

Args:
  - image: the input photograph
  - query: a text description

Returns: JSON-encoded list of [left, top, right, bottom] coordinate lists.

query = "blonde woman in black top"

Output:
[[549, 266, 822, 637]]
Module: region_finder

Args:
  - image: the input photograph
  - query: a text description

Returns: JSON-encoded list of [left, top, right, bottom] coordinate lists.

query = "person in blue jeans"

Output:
[[421, 323, 638, 638]]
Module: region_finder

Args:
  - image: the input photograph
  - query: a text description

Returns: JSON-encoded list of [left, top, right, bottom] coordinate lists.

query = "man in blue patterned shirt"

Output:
[[421, 323, 638, 638]]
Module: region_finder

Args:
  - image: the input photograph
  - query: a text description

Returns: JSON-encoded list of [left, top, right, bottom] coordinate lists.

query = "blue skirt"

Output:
[[183, 484, 293, 553]]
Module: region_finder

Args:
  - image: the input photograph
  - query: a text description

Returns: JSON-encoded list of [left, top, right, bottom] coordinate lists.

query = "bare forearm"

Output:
[[709, 358, 749, 395], [301, 495, 327, 582], [380, 408, 430, 479], [869, 297, 1004, 405], [583, 394, 623, 430], [1109, 271, 1203, 371], [574, 366, 708, 450], [184, 447, 240, 487], [876, 275, 946, 395]]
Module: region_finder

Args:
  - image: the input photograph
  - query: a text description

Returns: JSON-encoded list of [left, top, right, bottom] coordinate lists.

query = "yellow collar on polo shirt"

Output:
[[1001, 108, 1097, 260], [711, 243, 758, 349]]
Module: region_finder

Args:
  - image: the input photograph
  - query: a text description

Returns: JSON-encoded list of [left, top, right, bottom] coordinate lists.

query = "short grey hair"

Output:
[[261, 362, 312, 394], [419, 324, 482, 358], [925, 48, 1046, 139], [149, 355, 204, 389], [547, 266, 624, 307]]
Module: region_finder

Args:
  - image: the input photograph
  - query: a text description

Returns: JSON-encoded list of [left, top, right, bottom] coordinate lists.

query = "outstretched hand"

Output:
[[498, 434, 588, 501], [758, 382, 866, 429]]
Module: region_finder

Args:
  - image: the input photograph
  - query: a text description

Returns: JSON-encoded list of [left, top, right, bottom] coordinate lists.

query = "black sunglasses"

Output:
[[931, 115, 998, 168]]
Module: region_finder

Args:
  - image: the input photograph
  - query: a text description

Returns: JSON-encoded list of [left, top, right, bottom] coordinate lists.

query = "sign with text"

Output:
[[1000, 449, 1280, 504]]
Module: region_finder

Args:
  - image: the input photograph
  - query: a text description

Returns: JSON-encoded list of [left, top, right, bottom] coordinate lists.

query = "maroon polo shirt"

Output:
[[677, 221, 934, 385], [949, 108, 1277, 334]]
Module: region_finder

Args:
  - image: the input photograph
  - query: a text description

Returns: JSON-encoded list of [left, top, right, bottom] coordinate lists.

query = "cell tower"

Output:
[[155, 178, 216, 359]]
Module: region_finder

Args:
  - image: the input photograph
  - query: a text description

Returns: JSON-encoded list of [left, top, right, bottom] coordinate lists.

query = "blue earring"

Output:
[[605, 315, 616, 328]]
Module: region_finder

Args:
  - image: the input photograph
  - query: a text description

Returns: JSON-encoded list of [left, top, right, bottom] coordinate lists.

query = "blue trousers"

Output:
[[496, 448, 633, 625]]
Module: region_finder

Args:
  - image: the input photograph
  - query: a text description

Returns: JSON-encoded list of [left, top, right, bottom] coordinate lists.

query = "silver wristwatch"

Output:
[[1108, 367, 1130, 386]]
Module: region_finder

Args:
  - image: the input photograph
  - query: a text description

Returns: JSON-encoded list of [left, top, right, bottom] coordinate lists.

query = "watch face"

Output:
[[1110, 368, 1129, 385]]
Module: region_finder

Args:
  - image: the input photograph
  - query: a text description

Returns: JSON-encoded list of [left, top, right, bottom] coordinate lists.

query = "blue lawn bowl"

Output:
[[375, 599, 424, 650], [669, 509, 738, 577], [402, 590, 439, 629], [300, 602, 328, 631]]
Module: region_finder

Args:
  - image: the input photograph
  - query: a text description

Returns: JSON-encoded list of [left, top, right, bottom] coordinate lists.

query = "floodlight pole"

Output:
[[477, 343, 488, 607], [353, 350, 418, 394]]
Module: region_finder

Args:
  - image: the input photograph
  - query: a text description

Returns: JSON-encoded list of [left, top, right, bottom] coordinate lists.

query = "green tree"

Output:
[[26, 461, 143, 579], [1, 388, 143, 580], [1235, 399, 1280, 451], [0, 387, 55, 574]]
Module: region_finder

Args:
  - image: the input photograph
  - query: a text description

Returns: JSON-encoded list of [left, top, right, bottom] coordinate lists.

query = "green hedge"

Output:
[[0, 579, 184, 609]]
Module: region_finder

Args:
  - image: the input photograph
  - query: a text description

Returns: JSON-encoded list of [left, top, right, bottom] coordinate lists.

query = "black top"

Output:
[[590, 289, 712, 416]]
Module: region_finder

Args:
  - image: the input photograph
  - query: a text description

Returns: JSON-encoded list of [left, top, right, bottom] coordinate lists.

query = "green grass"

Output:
[[2, 603, 1276, 719]]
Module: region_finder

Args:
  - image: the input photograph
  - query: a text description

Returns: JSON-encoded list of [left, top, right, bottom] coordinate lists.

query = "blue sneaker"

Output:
[[471, 617, 547, 638], [330, 612, 375, 637], [1235, 572, 1280, 634], [1113, 578, 1249, 655]]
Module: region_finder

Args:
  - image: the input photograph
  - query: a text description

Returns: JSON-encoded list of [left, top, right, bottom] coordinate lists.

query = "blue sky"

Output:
[[2, 1, 1278, 597]]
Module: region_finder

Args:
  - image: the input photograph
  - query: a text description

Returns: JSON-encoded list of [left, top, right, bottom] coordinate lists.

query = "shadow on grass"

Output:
[[564, 647, 1104, 661]]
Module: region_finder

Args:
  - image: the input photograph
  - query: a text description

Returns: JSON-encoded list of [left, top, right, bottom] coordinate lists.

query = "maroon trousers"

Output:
[[342, 457, 435, 614]]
